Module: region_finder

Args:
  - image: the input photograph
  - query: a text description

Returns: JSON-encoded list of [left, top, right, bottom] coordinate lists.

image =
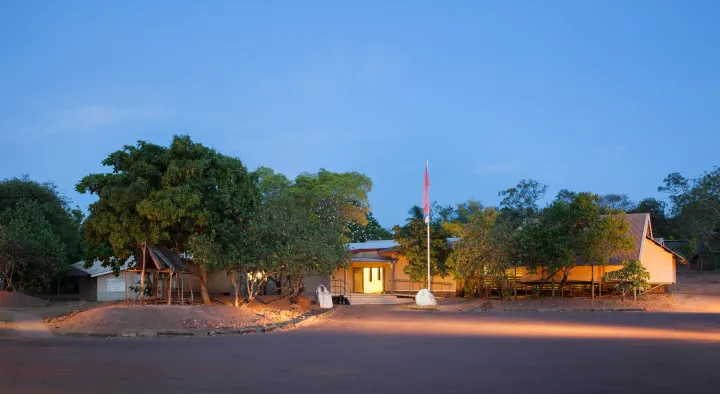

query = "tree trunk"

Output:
[[514, 266, 518, 301], [557, 267, 572, 297], [167, 272, 173, 305], [199, 268, 211, 305], [229, 271, 241, 307], [633, 286, 637, 301]]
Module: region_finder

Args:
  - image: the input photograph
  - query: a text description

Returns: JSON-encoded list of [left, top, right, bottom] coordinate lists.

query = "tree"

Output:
[[525, 193, 635, 296], [0, 176, 83, 266], [599, 194, 636, 213], [392, 204, 450, 284], [292, 169, 373, 225], [78, 135, 258, 305], [604, 260, 650, 301], [0, 200, 66, 293], [252, 193, 349, 301], [631, 198, 672, 237], [660, 168, 720, 256], [445, 201, 504, 297], [498, 179, 547, 227], [347, 212, 392, 242]]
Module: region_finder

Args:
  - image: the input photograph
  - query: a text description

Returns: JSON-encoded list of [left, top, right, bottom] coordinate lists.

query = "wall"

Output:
[[95, 271, 140, 301], [78, 277, 96, 301], [641, 241, 676, 284]]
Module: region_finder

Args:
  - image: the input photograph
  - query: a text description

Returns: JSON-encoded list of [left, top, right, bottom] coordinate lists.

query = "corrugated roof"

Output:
[[350, 238, 460, 252], [348, 240, 398, 251], [350, 257, 393, 263], [70, 258, 132, 277], [611, 213, 648, 262]]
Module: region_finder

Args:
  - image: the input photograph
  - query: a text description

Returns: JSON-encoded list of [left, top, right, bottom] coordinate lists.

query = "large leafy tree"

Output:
[[0, 200, 66, 293], [660, 168, 720, 255], [251, 193, 349, 300], [445, 201, 504, 296], [630, 197, 672, 237], [524, 193, 635, 295], [77, 135, 258, 304], [392, 204, 451, 284], [292, 169, 373, 225], [498, 179, 547, 227], [0, 176, 83, 266], [599, 193, 636, 213], [347, 212, 392, 242]]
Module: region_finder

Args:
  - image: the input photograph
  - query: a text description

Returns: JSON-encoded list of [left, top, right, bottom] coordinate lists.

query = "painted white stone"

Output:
[[415, 288, 437, 306], [316, 285, 334, 309]]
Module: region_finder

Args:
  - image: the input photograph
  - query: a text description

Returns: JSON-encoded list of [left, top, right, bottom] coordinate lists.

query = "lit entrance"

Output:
[[353, 267, 384, 294]]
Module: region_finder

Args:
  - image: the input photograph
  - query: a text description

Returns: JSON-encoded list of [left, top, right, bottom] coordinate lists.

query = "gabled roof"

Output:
[[70, 259, 132, 277]]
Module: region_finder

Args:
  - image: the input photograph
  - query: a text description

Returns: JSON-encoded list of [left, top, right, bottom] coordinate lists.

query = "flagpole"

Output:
[[426, 160, 431, 291]]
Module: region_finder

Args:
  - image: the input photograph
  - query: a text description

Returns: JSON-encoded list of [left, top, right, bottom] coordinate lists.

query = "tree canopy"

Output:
[[392, 204, 451, 283]]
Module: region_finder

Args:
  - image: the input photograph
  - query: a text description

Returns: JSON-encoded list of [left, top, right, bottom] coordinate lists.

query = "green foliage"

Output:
[[519, 193, 635, 292], [292, 169, 372, 225], [598, 194, 636, 213], [603, 260, 650, 300], [0, 199, 66, 293], [0, 176, 83, 265], [445, 201, 506, 295], [78, 136, 258, 274], [498, 179, 547, 227], [347, 212, 392, 242], [631, 198, 673, 237], [392, 204, 451, 283], [250, 193, 349, 298], [660, 168, 720, 254]]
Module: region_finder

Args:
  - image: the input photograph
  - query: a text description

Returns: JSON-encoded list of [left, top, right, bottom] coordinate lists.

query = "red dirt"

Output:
[[47, 296, 318, 333], [0, 291, 48, 308]]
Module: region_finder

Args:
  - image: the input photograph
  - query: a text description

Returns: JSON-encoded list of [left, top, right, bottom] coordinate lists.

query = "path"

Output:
[[0, 309, 54, 339]]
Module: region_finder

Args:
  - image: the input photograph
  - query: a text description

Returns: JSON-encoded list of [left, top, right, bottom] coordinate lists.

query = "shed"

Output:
[[69, 260, 139, 301]]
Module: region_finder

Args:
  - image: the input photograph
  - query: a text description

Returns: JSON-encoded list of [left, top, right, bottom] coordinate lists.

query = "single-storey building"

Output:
[[69, 260, 140, 301], [513, 213, 686, 289], [312, 213, 686, 303]]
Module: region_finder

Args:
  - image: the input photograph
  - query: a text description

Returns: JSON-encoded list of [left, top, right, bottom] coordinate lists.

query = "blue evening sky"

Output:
[[1, 1, 718, 228]]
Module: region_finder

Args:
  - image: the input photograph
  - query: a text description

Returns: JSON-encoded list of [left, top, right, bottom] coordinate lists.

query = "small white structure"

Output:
[[315, 285, 334, 309], [69, 260, 138, 301], [415, 288, 437, 306]]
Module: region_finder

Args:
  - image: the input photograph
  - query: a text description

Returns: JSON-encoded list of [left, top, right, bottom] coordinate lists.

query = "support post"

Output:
[[390, 261, 396, 295], [427, 219, 431, 291], [181, 273, 184, 305], [591, 265, 595, 299], [167, 272, 173, 305], [514, 266, 518, 301], [140, 242, 147, 306], [124, 269, 128, 305]]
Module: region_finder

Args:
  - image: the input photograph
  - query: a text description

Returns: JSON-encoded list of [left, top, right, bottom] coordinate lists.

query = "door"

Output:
[[353, 268, 364, 293]]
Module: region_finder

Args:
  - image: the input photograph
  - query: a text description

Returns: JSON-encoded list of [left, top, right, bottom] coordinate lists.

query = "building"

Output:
[[69, 260, 140, 301], [310, 213, 686, 303]]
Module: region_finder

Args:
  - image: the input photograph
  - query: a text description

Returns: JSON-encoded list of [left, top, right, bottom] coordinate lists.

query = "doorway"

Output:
[[353, 267, 384, 293]]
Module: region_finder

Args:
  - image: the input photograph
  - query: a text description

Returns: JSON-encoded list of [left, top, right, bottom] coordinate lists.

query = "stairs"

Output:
[[346, 293, 413, 305]]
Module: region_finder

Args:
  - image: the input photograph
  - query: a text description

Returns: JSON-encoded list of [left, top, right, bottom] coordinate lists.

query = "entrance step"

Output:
[[346, 294, 413, 305]]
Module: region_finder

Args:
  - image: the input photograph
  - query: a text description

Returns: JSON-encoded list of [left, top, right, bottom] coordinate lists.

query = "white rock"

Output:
[[316, 285, 334, 309], [415, 289, 437, 306]]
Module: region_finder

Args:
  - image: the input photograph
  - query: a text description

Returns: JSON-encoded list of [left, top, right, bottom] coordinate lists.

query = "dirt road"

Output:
[[2, 306, 720, 394]]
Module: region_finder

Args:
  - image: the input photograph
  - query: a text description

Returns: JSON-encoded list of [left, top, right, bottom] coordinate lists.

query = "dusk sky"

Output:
[[1, 0, 719, 228]]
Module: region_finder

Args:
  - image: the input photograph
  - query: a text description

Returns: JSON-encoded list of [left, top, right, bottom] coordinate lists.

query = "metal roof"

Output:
[[70, 258, 132, 278], [350, 257, 393, 263], [348, 240, 398, 251]]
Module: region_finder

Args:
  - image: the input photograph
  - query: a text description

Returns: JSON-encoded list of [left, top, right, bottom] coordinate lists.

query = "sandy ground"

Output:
[[438, 271, 720, 313], [46, 295, 318, 333], [669, 270, 720, 312]]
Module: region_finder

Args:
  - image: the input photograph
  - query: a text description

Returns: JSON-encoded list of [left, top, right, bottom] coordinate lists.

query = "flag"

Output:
[[423, 161, 430, 223]]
